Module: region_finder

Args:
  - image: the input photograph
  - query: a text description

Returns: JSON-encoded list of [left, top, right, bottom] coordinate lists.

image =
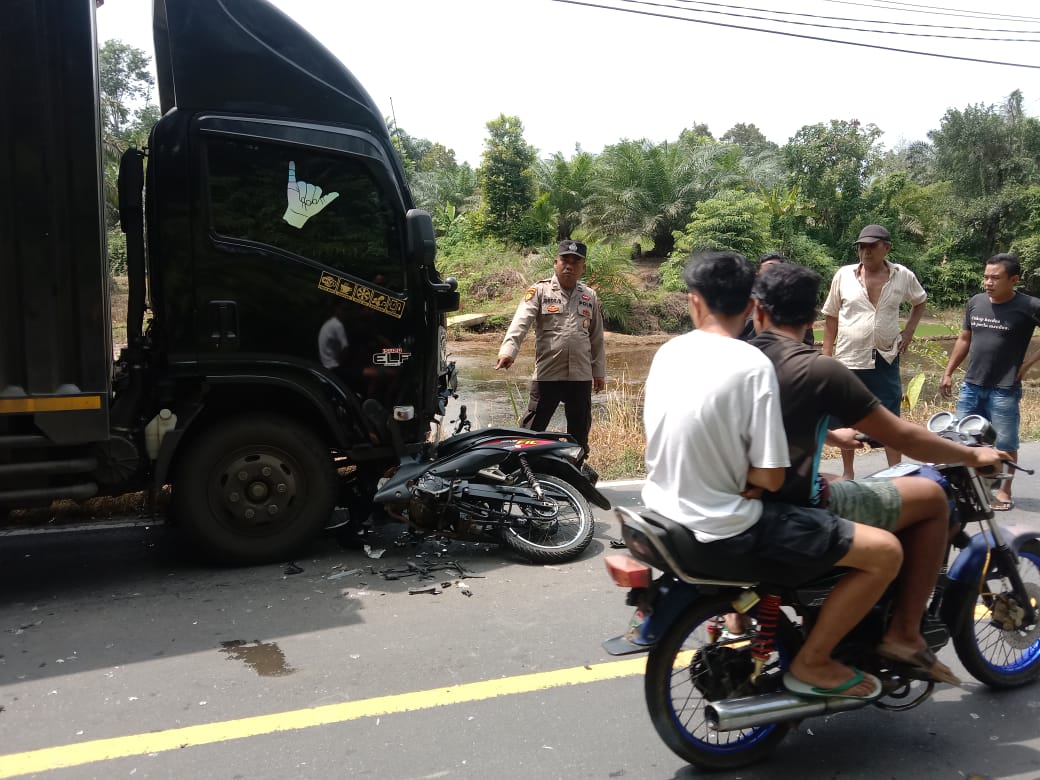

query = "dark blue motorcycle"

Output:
[[603, 413, 1040, 769]]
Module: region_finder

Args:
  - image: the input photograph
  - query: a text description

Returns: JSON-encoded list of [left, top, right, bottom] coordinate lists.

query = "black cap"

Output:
[[558, 240, 587, 259], [854, 225, 891, 245]]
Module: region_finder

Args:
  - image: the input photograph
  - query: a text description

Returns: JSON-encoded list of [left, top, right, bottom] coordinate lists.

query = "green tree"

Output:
[[783, 119, 883, 254], [99, 39, 157, 269], [661, 190, 771, 289], [411, 163, 479, 221], [929, 90, 1040, 199], [478, 114, 538, 244], [99, 40, 154, 140], [535, 148, 596, 240], [721, 122, 778, 156], [585, 137, 745, 258]]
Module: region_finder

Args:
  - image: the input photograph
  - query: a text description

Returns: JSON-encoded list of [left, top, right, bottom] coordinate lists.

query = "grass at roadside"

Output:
[[586, 378, 1040, 482]]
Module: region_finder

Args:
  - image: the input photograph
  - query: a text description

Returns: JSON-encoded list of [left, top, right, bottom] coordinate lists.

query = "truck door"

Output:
[[188, 117, 420, 412]]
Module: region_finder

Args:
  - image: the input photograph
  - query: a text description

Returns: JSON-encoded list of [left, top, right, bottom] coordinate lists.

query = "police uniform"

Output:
[[498, 252, 605, 456]]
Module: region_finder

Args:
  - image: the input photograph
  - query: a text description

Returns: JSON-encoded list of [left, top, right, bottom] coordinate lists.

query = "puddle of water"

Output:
[[219, 639, 296, 677], [445, 337, 659, 430], [443, 334, 1012, 431]]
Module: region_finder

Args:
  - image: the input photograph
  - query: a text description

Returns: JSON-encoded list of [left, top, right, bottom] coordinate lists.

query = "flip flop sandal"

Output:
[[991, 500, 1014, 512], [783, 668, 883, 701], [876, 643, 962, 686]]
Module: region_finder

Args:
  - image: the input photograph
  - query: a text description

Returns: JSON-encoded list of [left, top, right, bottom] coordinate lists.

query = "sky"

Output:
[[96, 0, 1040, 167]]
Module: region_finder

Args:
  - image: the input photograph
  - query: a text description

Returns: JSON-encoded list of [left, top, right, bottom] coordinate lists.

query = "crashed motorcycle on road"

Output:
[[348, 403, 609, 564], [603, 413, 1040, 769]]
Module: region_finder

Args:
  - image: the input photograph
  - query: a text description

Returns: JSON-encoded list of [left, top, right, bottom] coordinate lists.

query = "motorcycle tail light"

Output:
[[604, 554, 651, 588]]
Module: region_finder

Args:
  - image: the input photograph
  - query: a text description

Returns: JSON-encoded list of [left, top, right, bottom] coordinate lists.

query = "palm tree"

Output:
[[584, 137, 751, 258], [535, 150, 596, 240]]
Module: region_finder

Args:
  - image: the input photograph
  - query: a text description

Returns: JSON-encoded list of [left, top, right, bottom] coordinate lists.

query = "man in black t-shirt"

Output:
[[941, 253, 1040, 511], [737, 253, 814, 345], [751, 263, 1007, 686]]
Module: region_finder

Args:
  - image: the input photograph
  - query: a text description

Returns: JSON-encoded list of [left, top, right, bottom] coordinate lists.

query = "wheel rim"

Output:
[[208, 447, 303, 538], [506, 479, 588, 550], [972, 550, 1040, 673], [663, 610, 786, 754]]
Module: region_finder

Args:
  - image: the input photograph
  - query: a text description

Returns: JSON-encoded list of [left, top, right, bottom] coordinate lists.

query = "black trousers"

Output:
[[521, 380, 592, 456]]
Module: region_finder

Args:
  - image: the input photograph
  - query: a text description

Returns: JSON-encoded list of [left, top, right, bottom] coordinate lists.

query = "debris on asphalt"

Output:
[[609, 537, 627, 549], [283, 562, 304, 575], [363, 545, 386, 559], [456, 581, 473, 597], [377, 559, 481, 582], [327, 567, 363, 581], [408, 584, 441, 595]]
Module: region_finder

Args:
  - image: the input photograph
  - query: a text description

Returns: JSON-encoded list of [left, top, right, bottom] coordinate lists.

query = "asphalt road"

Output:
[[2, 445, 1040, 779]]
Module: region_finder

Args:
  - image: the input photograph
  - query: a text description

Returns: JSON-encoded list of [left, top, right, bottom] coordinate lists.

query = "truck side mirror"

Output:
[[405, 209, 436, 266]]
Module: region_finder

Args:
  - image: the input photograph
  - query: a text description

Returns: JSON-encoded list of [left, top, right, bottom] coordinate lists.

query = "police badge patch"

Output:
[[523, 287, 536, 302]]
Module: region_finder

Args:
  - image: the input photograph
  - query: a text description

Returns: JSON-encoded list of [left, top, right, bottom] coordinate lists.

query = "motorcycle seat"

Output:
[[627, 509, 835, 588]]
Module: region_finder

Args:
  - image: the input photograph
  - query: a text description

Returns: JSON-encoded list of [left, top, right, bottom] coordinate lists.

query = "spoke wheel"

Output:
[[644, 597, 793, 770], [951, 541, 1040, 688], [499, 474, 594, 564]]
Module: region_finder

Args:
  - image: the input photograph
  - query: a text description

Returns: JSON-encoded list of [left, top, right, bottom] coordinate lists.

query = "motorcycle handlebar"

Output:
[[853, 433, 883, 448], [1003, 459, 1035, 476], [851, 434, 1034, 475]]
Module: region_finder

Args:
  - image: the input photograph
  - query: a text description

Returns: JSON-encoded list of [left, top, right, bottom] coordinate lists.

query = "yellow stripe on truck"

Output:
[[0, 395, 102, 413]]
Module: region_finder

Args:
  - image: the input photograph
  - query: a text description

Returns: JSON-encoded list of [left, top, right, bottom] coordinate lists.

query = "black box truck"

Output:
[[0, 0, 460, 563]]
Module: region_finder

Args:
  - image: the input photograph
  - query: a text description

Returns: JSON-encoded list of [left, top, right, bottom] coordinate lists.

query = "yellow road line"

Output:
[[0, 656, 647, 778]]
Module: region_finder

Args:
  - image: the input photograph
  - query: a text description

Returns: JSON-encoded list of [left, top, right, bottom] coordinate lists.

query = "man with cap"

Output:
[[496, 240, 606, 462], [821, 225, 927, 480]]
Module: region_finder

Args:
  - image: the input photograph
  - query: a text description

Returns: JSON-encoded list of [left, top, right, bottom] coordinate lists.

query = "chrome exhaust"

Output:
[[706, 690, 873, 732]]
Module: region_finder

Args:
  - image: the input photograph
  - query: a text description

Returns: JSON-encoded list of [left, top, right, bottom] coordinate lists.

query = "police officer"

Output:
[[495, 240, 606, 460]]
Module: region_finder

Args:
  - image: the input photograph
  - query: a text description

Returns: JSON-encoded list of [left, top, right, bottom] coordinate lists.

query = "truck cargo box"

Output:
[[0, 0, 111, 444]]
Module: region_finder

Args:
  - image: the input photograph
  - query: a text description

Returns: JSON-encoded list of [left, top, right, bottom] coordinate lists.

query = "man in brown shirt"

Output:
[[496, 241, 606, 459]]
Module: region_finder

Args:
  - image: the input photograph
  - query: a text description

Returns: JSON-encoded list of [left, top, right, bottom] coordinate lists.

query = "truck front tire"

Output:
[[171, 415, 337, 565]]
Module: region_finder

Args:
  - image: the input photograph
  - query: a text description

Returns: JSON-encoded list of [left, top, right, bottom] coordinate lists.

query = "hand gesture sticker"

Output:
[[282, 161, 339, 228]]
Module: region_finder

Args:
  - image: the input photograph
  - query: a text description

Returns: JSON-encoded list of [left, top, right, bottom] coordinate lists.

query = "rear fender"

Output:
[[605, 577, 712, 655]]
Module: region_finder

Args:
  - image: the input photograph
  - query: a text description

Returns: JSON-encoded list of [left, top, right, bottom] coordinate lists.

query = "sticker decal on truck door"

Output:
[[319, 273, 406, 318], [283, 161, 339, 228]]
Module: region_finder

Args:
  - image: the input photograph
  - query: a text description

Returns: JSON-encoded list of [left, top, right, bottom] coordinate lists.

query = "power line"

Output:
[[655, 0, 1040, 41], [672, 0, 1040, 33], [821, 0, 1040, 24], [551, 0, 1040, 68]]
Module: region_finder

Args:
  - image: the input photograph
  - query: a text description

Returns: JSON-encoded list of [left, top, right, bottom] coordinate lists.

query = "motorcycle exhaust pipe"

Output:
[[706, 690, 872, 732]]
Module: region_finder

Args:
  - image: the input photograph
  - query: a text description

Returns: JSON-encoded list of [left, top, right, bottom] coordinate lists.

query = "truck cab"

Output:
[[0, 0, 459, 563]]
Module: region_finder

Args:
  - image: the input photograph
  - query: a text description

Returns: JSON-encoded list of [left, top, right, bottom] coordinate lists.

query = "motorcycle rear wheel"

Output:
[[644, 597, 792, 770], [951, 540, 1040, 688], [500, 474, 594, 564]]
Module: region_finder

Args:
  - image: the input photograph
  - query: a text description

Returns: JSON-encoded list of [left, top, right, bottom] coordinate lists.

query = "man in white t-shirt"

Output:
[[318, 302, 350, 374], [642, 251, 901, 702]]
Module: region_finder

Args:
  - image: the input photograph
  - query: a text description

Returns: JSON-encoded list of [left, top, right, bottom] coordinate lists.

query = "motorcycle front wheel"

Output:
[[950, 540, 1040, 688], [644, 597, 792, 770], [500, 474, 594, 564]]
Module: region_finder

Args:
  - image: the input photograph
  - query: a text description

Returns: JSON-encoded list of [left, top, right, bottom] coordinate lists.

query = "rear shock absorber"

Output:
[[749, 593, 782, 682], [518, 454, 544, 500]]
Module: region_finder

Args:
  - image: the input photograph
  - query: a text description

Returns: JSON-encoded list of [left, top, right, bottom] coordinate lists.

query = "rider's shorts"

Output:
[[828, 479, 902, 532], [712, 501, 856, 580]]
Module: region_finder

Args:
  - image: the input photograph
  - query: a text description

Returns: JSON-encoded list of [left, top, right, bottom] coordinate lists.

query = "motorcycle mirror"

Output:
[[926, 411, 956, 433], [956, 414, 996, 445]]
